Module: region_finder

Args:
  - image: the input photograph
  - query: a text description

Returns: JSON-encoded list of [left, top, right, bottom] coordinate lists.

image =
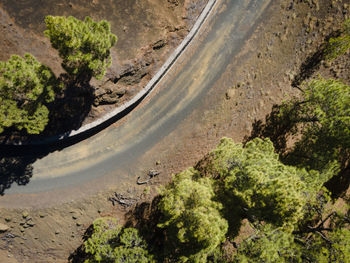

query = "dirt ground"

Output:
[[0, 0, 350, 262]]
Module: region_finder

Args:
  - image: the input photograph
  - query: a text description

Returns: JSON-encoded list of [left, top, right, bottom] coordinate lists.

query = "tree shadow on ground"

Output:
[[325, 165, 350, 197], [0, 145, 52, 195], [244, 104, 297, 155], [124, 195, 167, 261], [45, 74, 94, 135], [292, 48, 325, 88], [0, 157, 34, 195], [291, 30, 341, 88], [68, 224, 95, 263]]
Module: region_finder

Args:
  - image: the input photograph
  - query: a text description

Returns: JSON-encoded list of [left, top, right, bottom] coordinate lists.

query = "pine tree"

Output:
[[44, 16, 117, 80], [158, 168, 228, 263], [234, 196, 350, 263], [279, 78, 350, 171], [234, 224, 302, 263], [202, 137, 335, 228], [0, 54, 60, 134], [84, 217, 154, 263]]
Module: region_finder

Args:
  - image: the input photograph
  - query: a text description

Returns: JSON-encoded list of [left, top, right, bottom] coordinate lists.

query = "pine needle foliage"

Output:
[[0, 54, 60, 134], [206, 137, 334, 228], [280, 78, 350, 171], [84, 217, 154, 263], [234, 224, 302, 263], [310, 228, 350, 263], [234, 200, 350, 263], [158, 168, 228, 263], [44, 16, 117, 80], [325, 19, 350, 60]]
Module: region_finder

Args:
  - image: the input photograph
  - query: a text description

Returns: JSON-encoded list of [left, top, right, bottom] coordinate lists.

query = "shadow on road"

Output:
[[0, 157, 35, 195], [45, 74, 94, 135], [0, 85, 148, 195], [0, 146, 52, 195]]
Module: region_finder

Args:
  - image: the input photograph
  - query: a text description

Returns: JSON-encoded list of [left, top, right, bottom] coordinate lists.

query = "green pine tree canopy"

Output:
[[44, 16, 117, 80], [279, 77, 350, 171], [84, 217, 154, 263], [158, 169, 228, 263], [156, 138, 339, 262], [233, 198, 350, 263], [325, 19, 350, 60], [199, 138, 347, 263], [78, 136, 346, 262], [201, 137, 335, 228], [0, 54, 60, 134], [0, 15, 117, 134], [233, 224, 301, 263]]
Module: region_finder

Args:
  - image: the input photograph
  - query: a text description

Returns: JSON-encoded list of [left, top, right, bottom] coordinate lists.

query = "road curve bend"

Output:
[[1, 0, 272, 205]]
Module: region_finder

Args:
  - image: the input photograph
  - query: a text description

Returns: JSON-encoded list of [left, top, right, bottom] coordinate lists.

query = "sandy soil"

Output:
[[0, 0, 350, 262]]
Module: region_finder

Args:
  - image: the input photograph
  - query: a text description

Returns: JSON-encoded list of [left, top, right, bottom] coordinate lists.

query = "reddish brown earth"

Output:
[[0, 0, 350, 262]]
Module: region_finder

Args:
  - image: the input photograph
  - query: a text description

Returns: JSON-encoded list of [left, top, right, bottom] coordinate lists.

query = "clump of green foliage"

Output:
[[158, 169, 228, 263], [0, 54, 61, 134], [156, 137, 337, 262], [309, 228, 350, 262], [84, 217, 154, 263], [233, 224, 301, 263], [325, 19, 350, 60], [227, 75, 350, 262], [278, 77, 350, 170], [77, 134, 348, 263], [233, 193, 350, 263], [191, 137, 348, 263], [44, 16, 117, 80], [205, 137, 334, 228]]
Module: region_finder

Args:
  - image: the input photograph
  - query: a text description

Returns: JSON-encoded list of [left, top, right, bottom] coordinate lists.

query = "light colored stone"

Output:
[[0, 223, 9, 233], [22, 212, 29, 219], [225, 88, 236, 100]]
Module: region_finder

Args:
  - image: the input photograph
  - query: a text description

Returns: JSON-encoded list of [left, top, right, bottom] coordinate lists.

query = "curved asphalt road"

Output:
[[2, 0, 271, 197]]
